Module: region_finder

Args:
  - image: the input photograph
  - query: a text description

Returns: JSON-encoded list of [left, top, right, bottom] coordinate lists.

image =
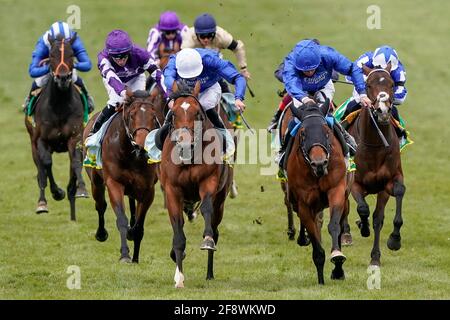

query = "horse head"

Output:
[[122, 88, 162, 159], [158, 41, 179, 69], [297, 100, 332, 177], [169, 80, 204, 163], [362, 62, 395, 124], [48, 33, 76, 90]]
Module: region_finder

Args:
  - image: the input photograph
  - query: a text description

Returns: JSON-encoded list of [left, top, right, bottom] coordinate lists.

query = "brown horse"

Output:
[[25, 34, 88, 220], [83, 88, 165, 263], [158, 41, 180, 69], [348, 63, 405, 267], [284, 100, 353, 284], [160, 81, 233, 288]]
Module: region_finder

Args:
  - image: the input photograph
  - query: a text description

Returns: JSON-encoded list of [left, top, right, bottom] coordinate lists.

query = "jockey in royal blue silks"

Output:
[[342, 45, 407, 136], [156, 48, 246, 155], [88, 29, 167, 136], [276, 39, 372, 165], [25, 21, 94, 112]]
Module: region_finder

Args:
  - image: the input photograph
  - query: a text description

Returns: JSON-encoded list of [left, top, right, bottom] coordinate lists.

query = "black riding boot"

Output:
[[90, 105, 116, 135], [267, 108, 283, 132], [75, 78, 95, 113], [334, 120, 357, 156], [155, 110, 173, 151], [276, 133, 292, 168], [205, 108, 227, 154]]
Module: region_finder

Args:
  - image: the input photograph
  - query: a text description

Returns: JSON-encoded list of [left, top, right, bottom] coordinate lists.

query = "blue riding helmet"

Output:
[[373, 45, 399, 70], [194, 13, 217, 34], [294, 40, 321, 71]]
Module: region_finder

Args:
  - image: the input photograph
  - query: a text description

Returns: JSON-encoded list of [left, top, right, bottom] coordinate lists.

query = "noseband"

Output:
[[299, 113, 331, 167]]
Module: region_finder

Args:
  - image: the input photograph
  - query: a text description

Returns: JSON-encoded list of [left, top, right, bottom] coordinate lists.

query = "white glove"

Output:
[[301, 97, 315, 104]]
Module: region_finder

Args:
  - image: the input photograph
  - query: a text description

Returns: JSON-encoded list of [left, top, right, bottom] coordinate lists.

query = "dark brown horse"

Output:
[[284, 100, 353, 284], [160, 81, 233, 288], [83, 88, 164, 263], [25, 34, 88, 220], [348, 63, 405, 267]]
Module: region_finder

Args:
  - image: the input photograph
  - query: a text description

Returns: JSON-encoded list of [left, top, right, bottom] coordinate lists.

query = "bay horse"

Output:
[[347, 63, 405, 267], [83, 87, 165, 263], [25, 34, 88, 220], [285, 100, 353, 284], [160, 80, 233, 288]]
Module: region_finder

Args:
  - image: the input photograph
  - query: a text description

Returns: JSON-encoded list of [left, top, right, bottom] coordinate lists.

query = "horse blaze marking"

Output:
[[180, 102, 191, 111], [140, 107, 146, 112]]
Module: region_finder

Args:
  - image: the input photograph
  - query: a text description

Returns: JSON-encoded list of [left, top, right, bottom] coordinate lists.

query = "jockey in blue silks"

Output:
[[156, 48, 246, 154], [25, 21, 94, 112], [276, 39, 372, 165], [342, 45, 407, 134]]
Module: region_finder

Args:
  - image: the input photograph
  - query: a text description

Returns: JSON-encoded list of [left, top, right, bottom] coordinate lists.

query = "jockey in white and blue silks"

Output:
[[25, 21, 94, 111], [277, 39, 371, 163], [343, 45, 407, 125], [156, 48, 246, 153], [146, 11, 188, 66], [89, 29, 167, 135]]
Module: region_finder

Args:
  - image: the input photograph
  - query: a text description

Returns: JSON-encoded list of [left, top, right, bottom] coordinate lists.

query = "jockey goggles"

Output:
[[111, 52, 129, 60], [197, 32, 215, 39], [163, 30, 177, 36]]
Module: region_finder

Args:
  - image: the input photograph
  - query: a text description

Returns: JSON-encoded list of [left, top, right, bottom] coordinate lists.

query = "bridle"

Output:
[[52, 39, 72, 78], [298, 113, 331, 168]]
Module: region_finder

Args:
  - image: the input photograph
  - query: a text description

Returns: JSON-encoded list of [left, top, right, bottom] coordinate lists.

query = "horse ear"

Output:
[[47, 33, 54, 46], [70, 32, 77, 45], [385, 61, 392, 73], [193, 80, 201, 97], [319, 98, 330, 116], [362, 64, 373, 76], [172, 81, 179, 93], [126, 87, 133, 98]]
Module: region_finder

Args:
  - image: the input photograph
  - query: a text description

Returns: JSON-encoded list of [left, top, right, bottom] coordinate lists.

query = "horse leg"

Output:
[[166, 186, 186, 288], [127, 197, 136, 240], [38, 140, 65, 201], [67, 169, 77, 221], [31, 139, 48, 213], [351, 182, 370, 237], [341, 213, 353, 246], [91, 171, 108, 242], [387, 177, 406, 251], [328, 185, 346, 280], [299, 204, 325, 285], [282, 182, 296, 240], [68, 138, 88, 198], [129, 190, 154, 264], [199, 192, 216, 251], [370, 191, 389, 266], [105, 179, 131, 262]]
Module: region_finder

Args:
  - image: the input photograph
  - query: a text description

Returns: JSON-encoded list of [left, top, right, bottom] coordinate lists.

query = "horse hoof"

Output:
[[95, 229, 108, 242], [187, 210, 197, 222], [387, 234, 401, 251], [200, 238, 217, 251], [330, 250, 347, 265], [229, 183, 238, 199], [297, 234, 310, 247], [126, 227, 134, 241], [36, 202, 48, 214], [341, 233, 353, 246], [75, 187, 89, 198], [287, 229, 296, 241], [356, 220, 370, 237], [52, 188, 66, 201], [119, 256, 132, 263], [331, 270, 346, 280]]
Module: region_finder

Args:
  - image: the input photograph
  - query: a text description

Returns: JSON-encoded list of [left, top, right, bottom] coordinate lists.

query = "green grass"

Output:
[[1, 0, 449, 299]]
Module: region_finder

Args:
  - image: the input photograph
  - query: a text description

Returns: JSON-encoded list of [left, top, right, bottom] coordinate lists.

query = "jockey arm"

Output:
[[162, 55, 177, 96], [98, 55, 125, 97], [146, 27, 161, 61], [219, 27, 249, 77], [29, 38, 50, 78], [72, 36, 92, 72], [392, 63, 407, 105], [145, 60, 168, 99], [210, 56, 246, 100], [282, 54, 309, 103]]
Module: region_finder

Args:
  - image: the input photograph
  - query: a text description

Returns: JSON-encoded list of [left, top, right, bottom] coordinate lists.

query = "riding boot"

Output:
[[334, 120, 357, 156], [89, 105, 116, 136], [205, 108, 228, 155], [75, 78, 95, 113], [276, 132, 292, 168], [155, 110, 173, 150], [22, 81, 39, 113], [341, 99, 361, 128], [267, 108, 283, 132]]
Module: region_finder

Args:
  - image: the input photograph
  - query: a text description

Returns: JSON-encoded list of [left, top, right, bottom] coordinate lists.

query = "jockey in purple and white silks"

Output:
[[146, 11, 188, 66], [89, 29, 167, 135], [277, 39, 371, 164], [25, 21, 94, 112], [343, 45, 407, 125]]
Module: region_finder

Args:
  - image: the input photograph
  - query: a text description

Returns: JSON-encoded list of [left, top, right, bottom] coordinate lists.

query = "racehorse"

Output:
[[160, 80, 233, 288], [284, 100, 353, 284], [158, 41, 180, 69], [347, 63, 405, 267], [83, 87, 165, 263], [25, 34, 88, 220]]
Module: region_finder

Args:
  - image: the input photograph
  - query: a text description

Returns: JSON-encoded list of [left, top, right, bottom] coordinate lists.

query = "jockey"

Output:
[[157, 48, 246, 154], [89, 29, 167, 135], [276, 39, 371, 164], [146, 11, 188, 66], [25, 21, 94, 112], [181, 13, 251, 93], [342, 45, 407, 135]]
